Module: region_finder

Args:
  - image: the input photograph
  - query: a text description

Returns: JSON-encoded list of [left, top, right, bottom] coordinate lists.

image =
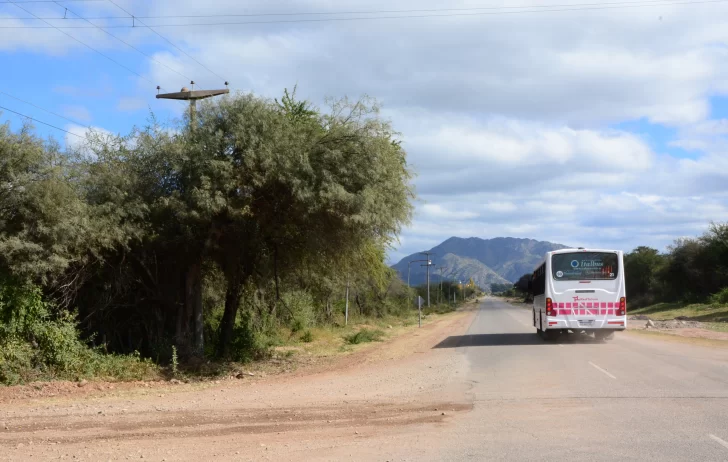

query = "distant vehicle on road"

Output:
[[531, 248, 626, 341]]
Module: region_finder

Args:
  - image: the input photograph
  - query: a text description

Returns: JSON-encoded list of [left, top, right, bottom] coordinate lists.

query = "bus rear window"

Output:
[[551, 252, 618, 280]]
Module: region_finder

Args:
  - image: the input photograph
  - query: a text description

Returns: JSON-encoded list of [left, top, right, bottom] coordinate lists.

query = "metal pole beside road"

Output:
[[418, 296, 422, 328], [345, 275, 350, 326], [420, 252, 435, 308], [407, 259, 429, 289]]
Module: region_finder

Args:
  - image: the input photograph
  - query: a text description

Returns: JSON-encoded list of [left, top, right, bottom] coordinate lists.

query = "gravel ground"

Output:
[[0, 306, 479, 461]]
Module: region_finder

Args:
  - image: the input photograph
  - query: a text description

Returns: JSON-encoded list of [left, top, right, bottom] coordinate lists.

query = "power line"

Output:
[[5, 1, 159, 90], [0, 103, 85, 138], [51, 0, 194, 85], [0, 90, 90, 128], [3, 0, 714, 20], [105, 0, 227, 85], [1, 0, 726, 27]]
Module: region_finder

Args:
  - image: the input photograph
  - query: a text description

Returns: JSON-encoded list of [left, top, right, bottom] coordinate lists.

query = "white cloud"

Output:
[[401, 113, 654, 196], [64, 124, 115, 156], [62, 105, 92, 123], [420, 204, 478, 220]]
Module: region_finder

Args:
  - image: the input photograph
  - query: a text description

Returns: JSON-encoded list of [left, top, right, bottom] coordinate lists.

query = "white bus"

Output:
[[531, 248, 626, 341]]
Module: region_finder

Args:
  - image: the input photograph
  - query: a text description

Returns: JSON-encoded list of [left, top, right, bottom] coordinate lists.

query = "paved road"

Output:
[[436, 298, 728, 461]]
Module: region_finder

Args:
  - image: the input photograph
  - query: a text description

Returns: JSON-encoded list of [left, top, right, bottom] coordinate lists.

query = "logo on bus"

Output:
[[556, 271, 564, 278], [573, 296, 598, 302], [570, 260, 579, 268]]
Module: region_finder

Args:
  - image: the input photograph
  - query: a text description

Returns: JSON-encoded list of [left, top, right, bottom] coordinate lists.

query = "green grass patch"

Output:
[[422, 304, 456, 316], [343, 328, 386, 345], [630, 302, 728, 322]]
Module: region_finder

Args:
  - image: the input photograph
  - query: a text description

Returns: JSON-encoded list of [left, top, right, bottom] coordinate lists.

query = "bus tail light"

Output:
[[618, 297, 626, 316], [546, 298, 554, 316]]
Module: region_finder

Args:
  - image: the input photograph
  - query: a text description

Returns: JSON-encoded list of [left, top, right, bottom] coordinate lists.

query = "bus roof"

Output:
[[549, 248, 622, 255]]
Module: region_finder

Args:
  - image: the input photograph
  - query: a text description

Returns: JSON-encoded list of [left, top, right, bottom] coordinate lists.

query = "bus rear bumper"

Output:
[[546, 318, 627, 330]]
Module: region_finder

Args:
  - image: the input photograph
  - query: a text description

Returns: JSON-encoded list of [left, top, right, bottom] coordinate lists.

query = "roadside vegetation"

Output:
[[0, 88, 470, 386]]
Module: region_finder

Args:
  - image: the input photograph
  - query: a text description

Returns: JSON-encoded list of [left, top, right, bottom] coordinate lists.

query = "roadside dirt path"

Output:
[[0, 305, 478, 461]]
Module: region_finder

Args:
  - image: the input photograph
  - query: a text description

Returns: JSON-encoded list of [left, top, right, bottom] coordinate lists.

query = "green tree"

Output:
[[192, 93, 412, 356], [0, 120, 90, 285], [624, 246, 664, 305]]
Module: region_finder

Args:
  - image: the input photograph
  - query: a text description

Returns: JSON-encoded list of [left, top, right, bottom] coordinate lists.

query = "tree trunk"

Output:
[[274, 245, 281, 301], [218, 268, 243, 358], [185, 262, 203, 357], [355, 293, 364, 316]]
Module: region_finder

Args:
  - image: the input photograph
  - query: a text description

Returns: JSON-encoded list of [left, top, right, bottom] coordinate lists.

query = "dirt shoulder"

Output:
[[627, 315, 728, 342], [0, 303, 479, 461], [0, 303, 476, 406]]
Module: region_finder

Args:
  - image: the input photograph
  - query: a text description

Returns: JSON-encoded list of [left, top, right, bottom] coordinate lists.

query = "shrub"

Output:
[[710, 287, 728, 305], [300, 330, 314, 343], [344, 328, 385, 345], [0, 277, 157, 385], [282, 290, 315, 333]]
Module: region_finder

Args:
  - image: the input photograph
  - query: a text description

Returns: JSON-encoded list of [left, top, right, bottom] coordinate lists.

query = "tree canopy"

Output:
[[0, 90, 416, 375]]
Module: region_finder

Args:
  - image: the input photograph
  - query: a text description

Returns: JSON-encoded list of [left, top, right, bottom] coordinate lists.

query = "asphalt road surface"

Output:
[[434, 298, 728, 461]]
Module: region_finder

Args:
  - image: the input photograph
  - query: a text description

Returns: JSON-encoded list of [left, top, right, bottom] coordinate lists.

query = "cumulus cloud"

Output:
[[62, 105, 92, 123]]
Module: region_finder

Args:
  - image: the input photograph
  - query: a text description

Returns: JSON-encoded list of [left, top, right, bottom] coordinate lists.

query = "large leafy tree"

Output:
[[624, 246, 664, 303], [188, 92, 414, 356]]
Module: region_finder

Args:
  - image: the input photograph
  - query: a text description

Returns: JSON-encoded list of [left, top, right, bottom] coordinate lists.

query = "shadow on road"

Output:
[[433, 333, 603, 348], [433, 333, 541, 348]]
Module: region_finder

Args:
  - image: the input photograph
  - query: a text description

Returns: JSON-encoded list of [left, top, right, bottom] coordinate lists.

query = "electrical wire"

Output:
[[5, 0, 160, 90], [0, 90, 90, 128], [4, 0, 717, 20], [51, 0, 194, 84], [106, 0, 227, 85], [0, 103, 86, 138], [1, 0, 726, 27]]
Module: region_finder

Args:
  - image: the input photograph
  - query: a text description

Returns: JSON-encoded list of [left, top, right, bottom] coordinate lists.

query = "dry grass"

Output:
[[630, 302, 728, 334], [631, 302, 728, 321]]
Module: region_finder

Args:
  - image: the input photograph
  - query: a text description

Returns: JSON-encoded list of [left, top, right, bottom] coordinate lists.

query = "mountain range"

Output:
[[392, 237, 569, 289]]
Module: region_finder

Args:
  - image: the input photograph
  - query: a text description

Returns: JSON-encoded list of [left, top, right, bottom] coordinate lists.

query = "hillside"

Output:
[[439, 253, 511, 288], [392, 237, 568, 288]]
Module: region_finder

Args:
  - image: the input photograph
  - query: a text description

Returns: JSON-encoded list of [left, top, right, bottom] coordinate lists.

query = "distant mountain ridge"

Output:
[[392, 237, 569, 289]]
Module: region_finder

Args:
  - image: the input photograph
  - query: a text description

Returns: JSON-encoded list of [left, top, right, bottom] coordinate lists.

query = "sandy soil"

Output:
[[0, 305, 478, 461]]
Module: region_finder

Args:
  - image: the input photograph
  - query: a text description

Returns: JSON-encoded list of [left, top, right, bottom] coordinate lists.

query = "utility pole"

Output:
[[408, 259, 429, 289], [420, 251, 435, 307], [156, 81, 229, 357], [156, 81, 230, 128]]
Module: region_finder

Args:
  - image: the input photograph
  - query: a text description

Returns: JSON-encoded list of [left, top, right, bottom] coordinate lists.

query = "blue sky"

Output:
[[3, 0, 728, 266]]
